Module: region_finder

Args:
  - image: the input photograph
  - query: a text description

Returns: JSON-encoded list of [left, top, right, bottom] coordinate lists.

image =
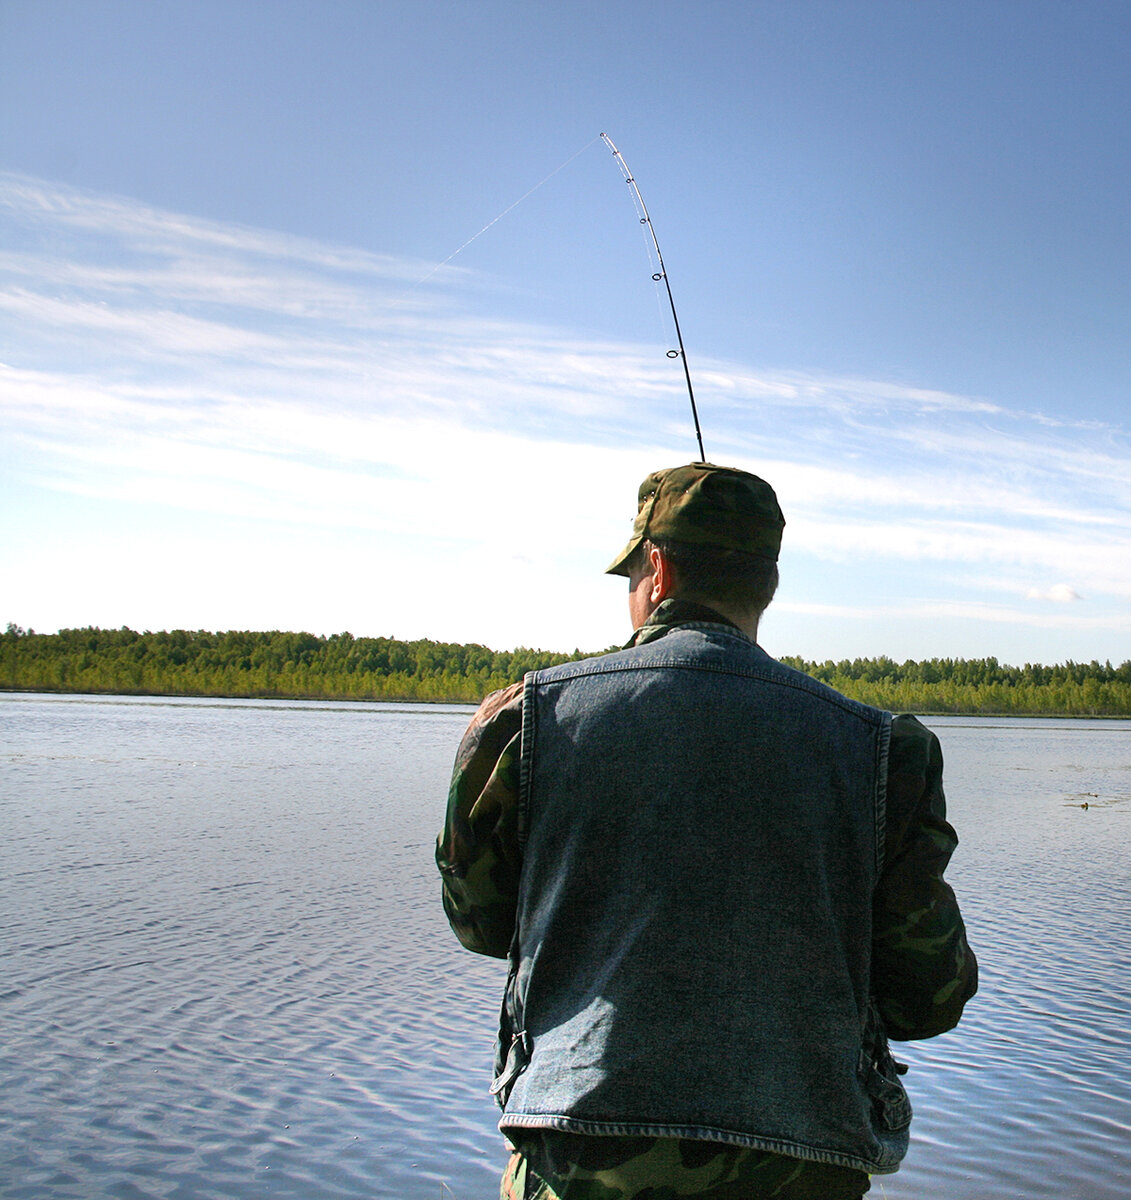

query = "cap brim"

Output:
[[604, 534, 643, 577]]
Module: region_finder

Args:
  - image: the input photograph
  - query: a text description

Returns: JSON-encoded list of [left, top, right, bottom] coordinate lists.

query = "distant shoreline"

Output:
[[3, 685, 1129, 721], [4, 627, 1130, 717]]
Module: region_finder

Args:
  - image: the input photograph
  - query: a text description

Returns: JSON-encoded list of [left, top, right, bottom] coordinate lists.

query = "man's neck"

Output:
[[705, 605, 760, 641], [638, 596, 760, 642], [669, 594, 759, 641]]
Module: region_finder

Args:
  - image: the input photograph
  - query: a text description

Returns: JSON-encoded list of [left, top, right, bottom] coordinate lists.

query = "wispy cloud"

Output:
[[2, 173, 1129, 657], [781, 597, 1127, 632]]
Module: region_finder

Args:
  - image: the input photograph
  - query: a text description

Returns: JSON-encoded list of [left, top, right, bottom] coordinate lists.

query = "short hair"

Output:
[[636, 538, 779, 616]]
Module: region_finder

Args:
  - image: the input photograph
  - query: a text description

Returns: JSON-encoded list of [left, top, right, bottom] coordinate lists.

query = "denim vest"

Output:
[[492, 621, 911, 1174]]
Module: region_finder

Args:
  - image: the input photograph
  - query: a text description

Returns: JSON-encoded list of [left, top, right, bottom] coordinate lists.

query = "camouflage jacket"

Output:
[[437, 599, 977, 1045]]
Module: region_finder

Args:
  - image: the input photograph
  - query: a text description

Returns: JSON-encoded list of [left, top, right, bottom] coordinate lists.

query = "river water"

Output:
[[1, 693, 1128, 1199]]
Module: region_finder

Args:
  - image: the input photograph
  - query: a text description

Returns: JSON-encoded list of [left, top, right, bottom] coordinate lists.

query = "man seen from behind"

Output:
[[437, 462, 977, 1200]]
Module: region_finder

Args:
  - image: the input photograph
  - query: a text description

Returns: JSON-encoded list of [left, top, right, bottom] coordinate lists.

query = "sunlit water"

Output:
[[1, 695, 1128, 1199]]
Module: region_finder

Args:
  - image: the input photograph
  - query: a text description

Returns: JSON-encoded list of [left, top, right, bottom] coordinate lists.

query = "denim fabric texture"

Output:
[[494, 622, 909, 1175]]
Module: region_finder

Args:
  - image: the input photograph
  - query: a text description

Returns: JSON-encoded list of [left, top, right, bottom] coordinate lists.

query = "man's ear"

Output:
[[649, 545, 674, 603]]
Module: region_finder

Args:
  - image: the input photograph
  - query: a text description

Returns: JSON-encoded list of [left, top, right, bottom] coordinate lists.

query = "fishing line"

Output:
[[601, 132, 706, 463], [410, 136, 602, 289]]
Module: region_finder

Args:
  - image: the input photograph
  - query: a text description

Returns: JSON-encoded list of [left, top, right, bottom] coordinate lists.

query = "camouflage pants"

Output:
[[500, 1133, 872, 1200]]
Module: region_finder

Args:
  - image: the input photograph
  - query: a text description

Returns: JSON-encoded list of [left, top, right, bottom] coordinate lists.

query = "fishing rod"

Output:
[[601, 132, 706, 463]]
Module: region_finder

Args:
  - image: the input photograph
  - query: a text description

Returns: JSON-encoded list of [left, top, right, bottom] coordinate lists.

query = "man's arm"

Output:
[[872, 714, 978, 1040], [435, 681, 524, 958]]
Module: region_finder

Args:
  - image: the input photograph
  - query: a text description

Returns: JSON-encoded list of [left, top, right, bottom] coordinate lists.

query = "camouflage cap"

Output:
[[605, 462, 785, 576]]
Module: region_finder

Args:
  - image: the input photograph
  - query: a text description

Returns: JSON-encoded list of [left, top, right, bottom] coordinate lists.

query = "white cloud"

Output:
[[1027, 584, 1083, 604]]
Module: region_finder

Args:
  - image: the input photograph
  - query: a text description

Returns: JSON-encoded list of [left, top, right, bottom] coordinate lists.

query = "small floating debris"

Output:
[[1062, 791, 1127, 811]]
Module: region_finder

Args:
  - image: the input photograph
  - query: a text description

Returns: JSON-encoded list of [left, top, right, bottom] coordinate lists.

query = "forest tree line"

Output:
[[0, 625, 594, 704], [3, 624, 1130, 715]]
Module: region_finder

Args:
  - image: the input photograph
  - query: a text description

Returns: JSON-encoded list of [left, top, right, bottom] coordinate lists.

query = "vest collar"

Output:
[[625, 597, 744, 649]]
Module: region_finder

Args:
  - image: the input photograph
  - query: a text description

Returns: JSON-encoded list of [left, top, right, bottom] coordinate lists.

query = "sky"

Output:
[[1, 0, 1129, 665]]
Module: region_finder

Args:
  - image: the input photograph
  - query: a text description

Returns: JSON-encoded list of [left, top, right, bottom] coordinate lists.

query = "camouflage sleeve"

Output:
[[436, 680, 524, 958], [872, 714, 978, 1040]]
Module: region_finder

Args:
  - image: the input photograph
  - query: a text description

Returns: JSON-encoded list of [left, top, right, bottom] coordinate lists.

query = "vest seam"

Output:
[[539, 656, 883, 726], [498, 1114, 899, 1174], [518, 672, 537, 852], [874, 711, 892, 879]]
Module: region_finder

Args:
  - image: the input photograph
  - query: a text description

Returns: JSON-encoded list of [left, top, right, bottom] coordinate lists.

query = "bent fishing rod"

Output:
[[601, 132, 706, 463]]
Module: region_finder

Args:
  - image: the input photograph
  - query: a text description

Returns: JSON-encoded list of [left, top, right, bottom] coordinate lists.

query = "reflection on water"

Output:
[[1, 697, 1129, 1199]]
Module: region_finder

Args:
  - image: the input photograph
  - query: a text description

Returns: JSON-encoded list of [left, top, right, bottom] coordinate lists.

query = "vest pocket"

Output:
[[862, 1056, 912, 1131], [491, 1029, 531, 1102], [860, 1004, 913, 1132], [492, 939, 528, 1106]]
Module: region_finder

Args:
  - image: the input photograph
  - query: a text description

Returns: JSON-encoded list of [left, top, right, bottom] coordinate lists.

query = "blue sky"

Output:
[[2, 0, 1129, 663]]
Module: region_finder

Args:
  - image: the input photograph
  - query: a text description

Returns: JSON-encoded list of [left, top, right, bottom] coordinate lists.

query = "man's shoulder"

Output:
[[887, 712, 942, 775], [890, 712, 934, 743], [476, 678, 524, 720], [453, 679, 524, 770], [769, 660, 893, 728]]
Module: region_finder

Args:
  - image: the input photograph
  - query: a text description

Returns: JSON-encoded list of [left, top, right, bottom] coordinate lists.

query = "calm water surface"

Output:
[[1, 694, 1129, 1199]]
